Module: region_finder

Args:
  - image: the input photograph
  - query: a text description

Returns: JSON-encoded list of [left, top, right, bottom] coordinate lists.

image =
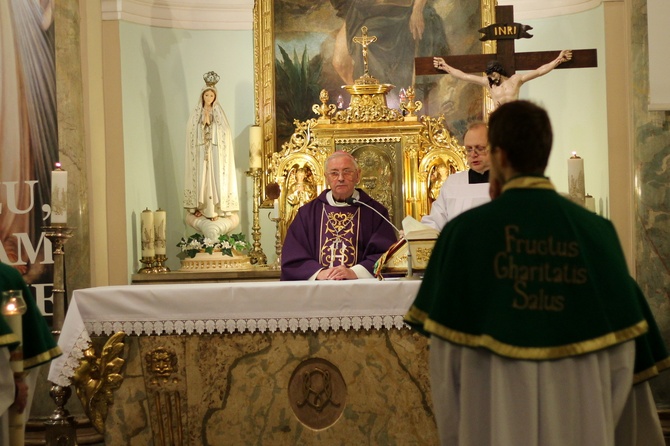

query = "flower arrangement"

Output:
[[176, 232, 251, 258]]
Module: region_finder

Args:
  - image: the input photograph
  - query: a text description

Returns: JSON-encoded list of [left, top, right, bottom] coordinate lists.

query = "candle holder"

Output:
[[138, 256, 156, 273], [43, 225, 78, 444], [268, 214, 282, 270], [43, 225, 74, 336], [44, 384, 77, 446], [400, 86, 423, 121], [152, 254, 170, 273], [246, 168, 267, 265]]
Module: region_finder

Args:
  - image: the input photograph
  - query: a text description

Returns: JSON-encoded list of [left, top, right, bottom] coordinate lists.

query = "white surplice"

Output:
[[421, 170, 490, 232], [430, 338, 664, 446]]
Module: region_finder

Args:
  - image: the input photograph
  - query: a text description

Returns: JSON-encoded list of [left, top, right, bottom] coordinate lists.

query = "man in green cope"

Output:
[[0, 262, 61, 443], [405, 100, 670, 446]]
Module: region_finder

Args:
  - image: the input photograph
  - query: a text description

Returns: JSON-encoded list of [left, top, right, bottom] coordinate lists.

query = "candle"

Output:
[[51, 163, 68, 225], [2, 290, 26, 370], [141, 208, 155, 258], [272, 199, 279, 219], [249, 125, 263, 169], [567, 152, 585, 206], [585, 194, 596, 212], [154, 209, 167, 255]]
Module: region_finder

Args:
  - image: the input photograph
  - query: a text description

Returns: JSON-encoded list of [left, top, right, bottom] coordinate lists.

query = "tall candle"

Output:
[[567, 152, 585, 206], [249, 125, 263, 169], [51, 163, 68, 225], [141, 208, 155, 258], [154, 209, 167, 255]]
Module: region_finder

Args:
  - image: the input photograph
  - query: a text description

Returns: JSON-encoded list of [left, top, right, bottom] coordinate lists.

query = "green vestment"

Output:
[[0, 263, 61, 369], [405, 176, 669, 383]]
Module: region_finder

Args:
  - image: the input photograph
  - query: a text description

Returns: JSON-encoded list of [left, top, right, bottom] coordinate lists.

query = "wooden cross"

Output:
[[415, 5, 597, 78]]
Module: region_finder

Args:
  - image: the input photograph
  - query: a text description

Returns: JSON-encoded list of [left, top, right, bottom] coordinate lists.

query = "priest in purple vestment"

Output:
[[281, 152, 397, 280]]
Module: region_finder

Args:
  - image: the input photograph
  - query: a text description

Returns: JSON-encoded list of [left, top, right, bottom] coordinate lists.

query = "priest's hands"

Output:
[[316, 266, 358, 280]]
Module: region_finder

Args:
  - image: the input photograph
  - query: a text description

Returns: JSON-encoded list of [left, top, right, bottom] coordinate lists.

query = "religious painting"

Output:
[[0, 1, 58, 320], [254, 0, 494, 182]]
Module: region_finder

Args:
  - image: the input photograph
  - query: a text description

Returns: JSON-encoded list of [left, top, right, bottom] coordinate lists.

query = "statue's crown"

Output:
[[203, 71, 220, 87]]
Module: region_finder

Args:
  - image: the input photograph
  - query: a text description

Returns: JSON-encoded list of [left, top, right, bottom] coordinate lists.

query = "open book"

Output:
[[402, 216, 439, 241], [374, 216, 439, 278]]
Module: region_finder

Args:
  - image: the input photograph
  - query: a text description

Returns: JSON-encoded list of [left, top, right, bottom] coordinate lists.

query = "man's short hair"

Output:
[[485, 60, 507, 77], [463, 121, 487, 142], [325, 151, 359, 170], [488, 101, 553, 174]]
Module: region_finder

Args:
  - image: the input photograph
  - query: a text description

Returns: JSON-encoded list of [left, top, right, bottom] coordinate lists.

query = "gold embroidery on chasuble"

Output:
[[319, 206, 360, 268]]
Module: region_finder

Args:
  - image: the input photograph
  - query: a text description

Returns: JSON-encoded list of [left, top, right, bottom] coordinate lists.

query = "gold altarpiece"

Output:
[[268, 83, 469, 243]]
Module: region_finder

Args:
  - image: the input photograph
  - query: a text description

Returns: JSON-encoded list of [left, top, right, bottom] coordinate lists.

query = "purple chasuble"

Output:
[[281, 189, 397, 280]]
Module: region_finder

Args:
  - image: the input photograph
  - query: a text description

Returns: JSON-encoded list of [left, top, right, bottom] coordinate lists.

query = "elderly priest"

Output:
[[281, 151, 397, 281], [405, 101, 670, 446]]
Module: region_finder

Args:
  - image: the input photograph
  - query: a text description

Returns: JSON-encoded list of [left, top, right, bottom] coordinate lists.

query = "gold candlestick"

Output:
[[138, 256, 156, 273], [43, 225, 77, 444], [400, 86, 423, 121], [268, 213, 282, 270], [246, 168, 267, 265], [152, 254, 170, 273], [43, 225, 74, 335], [44, 385, 77, 445]]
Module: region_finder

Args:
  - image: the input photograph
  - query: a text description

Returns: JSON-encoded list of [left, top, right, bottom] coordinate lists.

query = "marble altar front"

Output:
[[49, 280, 437, 445]]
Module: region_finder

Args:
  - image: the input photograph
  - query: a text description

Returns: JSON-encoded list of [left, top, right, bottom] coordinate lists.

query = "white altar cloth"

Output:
[[48, 279, 421, 386]]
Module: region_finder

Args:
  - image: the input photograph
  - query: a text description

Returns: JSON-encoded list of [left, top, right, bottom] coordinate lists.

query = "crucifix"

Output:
[[352, 26, 377, 78], [415, 5, 597, 107]]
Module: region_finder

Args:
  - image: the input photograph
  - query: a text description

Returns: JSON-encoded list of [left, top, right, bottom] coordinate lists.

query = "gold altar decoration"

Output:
[[253, 0, 495, 203], [269, 92, 467, 242], [265, 25, 468, 245], [72, 331, 126, 434], [269, 119, 330, 241], [416, 115, 469, 219]]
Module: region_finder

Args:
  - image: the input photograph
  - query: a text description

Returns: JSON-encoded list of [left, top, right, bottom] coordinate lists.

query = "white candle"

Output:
[[585, 194, 596, 212], [2, 291, 25, 373], [249, 125, 263, 169], [153, 209, 167, 255], [51, 163, 68, 225], [272, 199, 279, 219], [141, 208, 155, 258], [567, 152, 585, 206]]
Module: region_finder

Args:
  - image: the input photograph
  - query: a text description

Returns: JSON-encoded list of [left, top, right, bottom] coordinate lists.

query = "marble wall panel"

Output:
[[632, 0, 670, 404]]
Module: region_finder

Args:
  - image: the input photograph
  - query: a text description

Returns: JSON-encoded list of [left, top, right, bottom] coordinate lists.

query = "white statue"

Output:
[[183, 71, 240, 240]]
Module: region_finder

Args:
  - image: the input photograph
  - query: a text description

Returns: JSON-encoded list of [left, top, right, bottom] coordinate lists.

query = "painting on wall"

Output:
[[254, 0, 493, 161]]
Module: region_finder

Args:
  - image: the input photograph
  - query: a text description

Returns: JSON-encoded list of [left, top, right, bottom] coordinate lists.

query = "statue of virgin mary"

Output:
[[183, 71, 240, 239]]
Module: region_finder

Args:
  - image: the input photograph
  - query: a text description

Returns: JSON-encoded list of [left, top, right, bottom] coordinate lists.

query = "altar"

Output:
[[48, 280, 437, 445]]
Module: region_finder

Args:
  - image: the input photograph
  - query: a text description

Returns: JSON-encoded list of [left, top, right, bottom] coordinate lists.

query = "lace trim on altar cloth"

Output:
[[85, 315, 410, 336], [51, 315, 410, 386], [51, 330, 92, 387]]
